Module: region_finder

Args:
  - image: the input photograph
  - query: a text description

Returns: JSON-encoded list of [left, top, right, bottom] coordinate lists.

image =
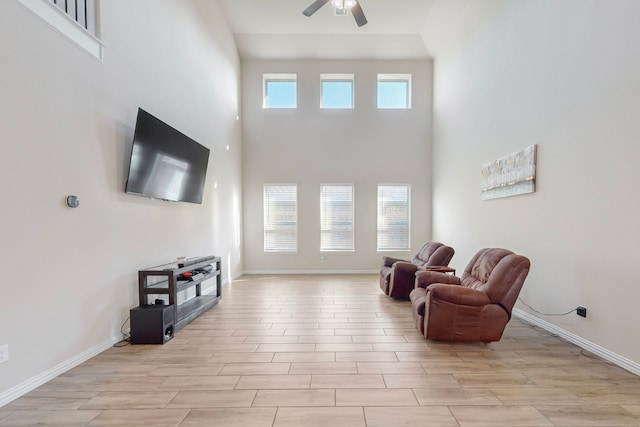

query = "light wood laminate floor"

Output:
[[2, 274, 640, 426]]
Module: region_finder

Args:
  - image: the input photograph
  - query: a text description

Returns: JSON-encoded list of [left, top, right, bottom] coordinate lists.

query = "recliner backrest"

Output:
[[460, 248, 531, 316], [411, 242, 455, 267]]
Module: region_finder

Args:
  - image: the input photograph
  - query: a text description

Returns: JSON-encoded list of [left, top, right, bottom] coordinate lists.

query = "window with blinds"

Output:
[[263, 184, 298, 253], [377, 184, 411, 251], [320, 184, 354, 252]]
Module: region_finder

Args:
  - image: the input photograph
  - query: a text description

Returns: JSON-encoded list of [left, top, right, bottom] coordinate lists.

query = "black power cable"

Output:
[[517, 298, 577, 316]]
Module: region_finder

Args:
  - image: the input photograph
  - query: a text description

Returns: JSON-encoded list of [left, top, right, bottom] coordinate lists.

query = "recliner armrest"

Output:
[[383, 256, 407, 267], [428, 283, 491, 306], [415, 271, 460, 289], [393, 261, 420, 275]]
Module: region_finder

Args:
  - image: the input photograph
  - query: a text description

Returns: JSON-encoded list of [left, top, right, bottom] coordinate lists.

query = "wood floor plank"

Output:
[[536, 405, 640, 426], [364, 406, 459, 427], [450, 405, 554, 426], [87, 408, 189, 426], [273, 407, 366, 427], [180, 408, 276, 427], [0, 410, 101, 426]]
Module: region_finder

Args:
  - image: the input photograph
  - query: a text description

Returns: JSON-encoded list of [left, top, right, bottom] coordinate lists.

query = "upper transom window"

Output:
[[377, 74, 411, 109], [321, 73, 354, 109], [263, 74, 297, 109]]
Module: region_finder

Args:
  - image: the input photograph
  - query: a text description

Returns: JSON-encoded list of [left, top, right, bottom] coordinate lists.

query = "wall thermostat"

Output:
[[66, 195, 80, 208]]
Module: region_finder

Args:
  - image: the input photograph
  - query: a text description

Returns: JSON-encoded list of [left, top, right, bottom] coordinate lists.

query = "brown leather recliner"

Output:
[[380, 242, 455, 299], [409, 248, 530, 342]]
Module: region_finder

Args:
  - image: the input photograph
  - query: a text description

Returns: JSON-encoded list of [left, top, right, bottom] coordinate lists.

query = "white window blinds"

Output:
[[320, 184, 354, 252], [264, 184, 298, 252], [377, 184, 411, 251]]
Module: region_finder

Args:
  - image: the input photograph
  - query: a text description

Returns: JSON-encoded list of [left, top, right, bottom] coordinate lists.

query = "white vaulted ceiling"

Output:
[[216, 0, 437, 60]]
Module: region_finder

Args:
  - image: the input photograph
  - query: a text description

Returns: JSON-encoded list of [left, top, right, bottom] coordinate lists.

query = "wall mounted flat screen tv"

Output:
[[125, 108, 210, 204]]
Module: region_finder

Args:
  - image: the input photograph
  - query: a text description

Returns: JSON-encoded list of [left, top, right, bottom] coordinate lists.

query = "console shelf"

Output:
[[137, 256, 222, 331]]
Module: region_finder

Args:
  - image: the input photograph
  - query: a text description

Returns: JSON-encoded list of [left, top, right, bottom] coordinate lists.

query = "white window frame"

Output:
[[16, 0, 103, 61], [263, 73, 297, 109], [320, 73, 354, 109], [377, 73, 412, 109], [377, 184, 411, 252], [320, 184, 355, 252], [263, 184, 298, 253]]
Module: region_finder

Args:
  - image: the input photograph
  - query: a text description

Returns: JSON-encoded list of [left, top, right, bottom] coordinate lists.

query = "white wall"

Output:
[[241, 60, 433, 273], [0, 0, 242, 400], [424, 0, 640, 365]]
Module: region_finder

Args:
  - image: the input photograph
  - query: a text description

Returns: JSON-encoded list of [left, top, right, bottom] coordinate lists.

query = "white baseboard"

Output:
[[229, 272, 244, 281], [241, 270, 378, 275], [0, 274, 243, 408], [513, 308, 640, 376], [0, 335, 120, 408]]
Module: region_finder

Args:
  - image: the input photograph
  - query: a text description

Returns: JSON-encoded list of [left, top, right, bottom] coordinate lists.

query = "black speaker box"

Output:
[[130, 305, 174, 344]]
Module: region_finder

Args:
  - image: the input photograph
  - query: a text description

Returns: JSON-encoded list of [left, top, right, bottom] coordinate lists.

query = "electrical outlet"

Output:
[[0, 344, 8, 364], [576, 306, 587, 318]]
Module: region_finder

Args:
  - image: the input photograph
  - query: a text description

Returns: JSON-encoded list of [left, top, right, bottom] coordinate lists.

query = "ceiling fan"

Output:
[[303, 0, 368, 27]]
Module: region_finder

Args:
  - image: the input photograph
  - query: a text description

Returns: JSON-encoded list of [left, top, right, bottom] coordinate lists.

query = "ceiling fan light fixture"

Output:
[[331, 0, 356, 11]]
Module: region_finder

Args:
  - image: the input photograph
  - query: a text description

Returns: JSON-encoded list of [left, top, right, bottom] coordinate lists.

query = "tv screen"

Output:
[[125, 108, 210, 204]]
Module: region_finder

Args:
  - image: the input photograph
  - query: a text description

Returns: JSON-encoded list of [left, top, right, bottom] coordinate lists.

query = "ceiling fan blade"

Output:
[[351, 0, 367, 27], [303, 0, 331, 17]]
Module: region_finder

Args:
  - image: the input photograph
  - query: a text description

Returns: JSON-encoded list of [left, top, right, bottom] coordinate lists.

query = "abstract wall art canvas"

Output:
[[481, 144, 537, 200]]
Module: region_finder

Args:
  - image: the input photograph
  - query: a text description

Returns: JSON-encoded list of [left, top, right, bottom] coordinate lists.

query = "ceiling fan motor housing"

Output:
[[331, 0, 356, 10]]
